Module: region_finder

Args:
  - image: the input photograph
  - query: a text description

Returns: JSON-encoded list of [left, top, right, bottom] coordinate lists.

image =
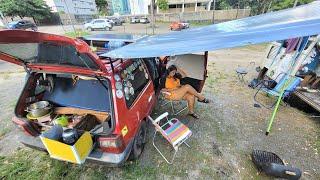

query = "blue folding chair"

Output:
[[254, 73, 302, 109]]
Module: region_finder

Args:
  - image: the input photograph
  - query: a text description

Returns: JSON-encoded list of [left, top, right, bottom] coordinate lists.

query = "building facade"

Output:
[[111, 0, 131, 15], [129, 0, 150, 15], [158, 0, 211, 13], [44, 0, 98, 19]]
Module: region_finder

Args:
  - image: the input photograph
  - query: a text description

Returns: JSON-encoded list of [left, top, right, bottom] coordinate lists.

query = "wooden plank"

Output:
[[54, 107, 109, 122]]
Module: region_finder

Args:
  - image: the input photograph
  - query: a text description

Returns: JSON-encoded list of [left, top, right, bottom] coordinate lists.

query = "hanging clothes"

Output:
[[285, 38, 300, 54]]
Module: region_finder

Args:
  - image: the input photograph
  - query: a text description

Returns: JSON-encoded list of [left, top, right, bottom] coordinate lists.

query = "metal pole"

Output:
[[211, 0, 216, 24], [63, 0, 76, 33], [293, 0, 298, 7], [236, 0, 240, 19], [151, 0, 155, 35]]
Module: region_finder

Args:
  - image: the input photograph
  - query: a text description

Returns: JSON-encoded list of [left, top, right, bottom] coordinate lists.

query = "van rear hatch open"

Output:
[[0, 30, 107, 74]]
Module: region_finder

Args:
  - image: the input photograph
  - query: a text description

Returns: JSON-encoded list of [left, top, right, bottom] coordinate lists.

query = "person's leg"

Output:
[[183, 93, 199, 119], [170, 84, 205, 101], [183, 93, 195, 113]]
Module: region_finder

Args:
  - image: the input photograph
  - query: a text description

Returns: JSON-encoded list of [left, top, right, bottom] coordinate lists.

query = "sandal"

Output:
[[188, 113, 200, 119], [198, 98, 210, 103]]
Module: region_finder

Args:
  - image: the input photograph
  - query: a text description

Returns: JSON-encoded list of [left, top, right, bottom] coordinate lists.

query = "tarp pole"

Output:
[[266, 89, 284, 135], [265, 36, 313, 135]]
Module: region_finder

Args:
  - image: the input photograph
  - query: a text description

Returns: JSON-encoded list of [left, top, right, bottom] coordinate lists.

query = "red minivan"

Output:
[[0, 30, 208, 166]]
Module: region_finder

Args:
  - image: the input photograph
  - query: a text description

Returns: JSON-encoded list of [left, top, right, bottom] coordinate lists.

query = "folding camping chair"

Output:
[[254, 73, 302, 109], [158, 74, 188, 115], [148, 112, 192, 164], [159, 90, 189, 115]]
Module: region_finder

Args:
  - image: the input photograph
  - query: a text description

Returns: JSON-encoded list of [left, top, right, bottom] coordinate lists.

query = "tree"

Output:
[[271, 0, 313, 11], [0, 0, 51, 21], [95, 0, 108, 13], [156, 0, 169, 11], [213, 0, 314, 15]]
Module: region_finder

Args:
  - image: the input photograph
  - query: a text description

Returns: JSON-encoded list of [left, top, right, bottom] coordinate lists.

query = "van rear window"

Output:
[[0, 42, 98, 69]]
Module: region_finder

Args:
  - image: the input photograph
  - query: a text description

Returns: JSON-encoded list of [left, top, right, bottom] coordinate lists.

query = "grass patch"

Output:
[[0, 149, 95, 180], [122, 161, 157, 179], [190, 21, 213, 27], [64, 31, 91, 38], [0, 128, 10, 139]]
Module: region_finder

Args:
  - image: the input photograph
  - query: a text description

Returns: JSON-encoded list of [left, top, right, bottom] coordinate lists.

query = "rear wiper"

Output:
[[76, 52, 109, 91]]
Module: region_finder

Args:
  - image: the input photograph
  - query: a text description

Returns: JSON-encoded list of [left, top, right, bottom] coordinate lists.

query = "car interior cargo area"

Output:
[[14, 72, 112, 137]]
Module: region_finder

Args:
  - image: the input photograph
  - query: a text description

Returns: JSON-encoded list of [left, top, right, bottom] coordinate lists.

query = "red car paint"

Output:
[[0, 30, 207, 165], [0, 30, 157, 165], [170, 22, 184, 31]]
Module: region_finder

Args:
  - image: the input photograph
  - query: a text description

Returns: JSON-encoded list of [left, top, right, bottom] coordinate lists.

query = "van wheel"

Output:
[[104, 26, 110, 31], [87, 27, 92, 31], [129, 121, 147, 160]]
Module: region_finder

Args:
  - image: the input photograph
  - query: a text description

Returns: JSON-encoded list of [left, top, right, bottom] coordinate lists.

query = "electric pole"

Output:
[[294, 0, 298, 7], [151, 0, 155, 35], [211, 0, 216, 24]]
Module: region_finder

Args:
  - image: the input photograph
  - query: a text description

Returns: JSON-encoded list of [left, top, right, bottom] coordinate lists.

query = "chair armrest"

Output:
[[154, 112, 169, 123]]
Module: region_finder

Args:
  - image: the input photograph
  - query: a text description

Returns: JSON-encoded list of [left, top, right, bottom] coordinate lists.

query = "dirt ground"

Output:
[[0, 43, 319, 179]]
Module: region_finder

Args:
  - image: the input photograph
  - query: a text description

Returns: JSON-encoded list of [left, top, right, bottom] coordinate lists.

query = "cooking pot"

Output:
[[25, 101, 52, 118], [62, 128, 79, 145]]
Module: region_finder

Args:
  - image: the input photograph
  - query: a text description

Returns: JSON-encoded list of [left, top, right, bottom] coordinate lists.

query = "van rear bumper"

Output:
[[86, 139, 133, 167], [18, 133, 133, 167]]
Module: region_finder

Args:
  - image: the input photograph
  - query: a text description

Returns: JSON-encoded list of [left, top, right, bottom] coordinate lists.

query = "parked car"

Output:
[[169, 21, 190, 31], [109, 17, 123, 26], [170, 21, 184, 31], [130, 17, 140, 24], [6, 20, 38, 31], [119, 17, 126, 24], [139, 17, 150, 24], [0, 30, 208, 166], [180, 21, 190, 29], [84, 19, 113, 31]]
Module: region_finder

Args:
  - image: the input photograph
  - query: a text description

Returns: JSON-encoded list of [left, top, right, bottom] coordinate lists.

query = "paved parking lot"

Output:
[[38, 22, 172, 35]]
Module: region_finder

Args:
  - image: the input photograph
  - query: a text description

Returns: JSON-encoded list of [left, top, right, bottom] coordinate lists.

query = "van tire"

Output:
[[129, 121, 147, 160]]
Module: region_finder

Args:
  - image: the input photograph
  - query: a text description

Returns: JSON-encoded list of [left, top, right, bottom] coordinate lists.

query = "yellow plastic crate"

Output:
[[40, 131, 93, 164]]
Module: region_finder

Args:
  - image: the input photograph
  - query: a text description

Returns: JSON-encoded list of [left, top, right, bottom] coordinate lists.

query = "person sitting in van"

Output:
[[164, 65, 209, 119]]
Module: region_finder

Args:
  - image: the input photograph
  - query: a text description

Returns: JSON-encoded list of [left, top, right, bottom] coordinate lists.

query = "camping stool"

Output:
[[236, 61, 255, 84], [148, 112, 192, 164], [159, 90, 188, 115]]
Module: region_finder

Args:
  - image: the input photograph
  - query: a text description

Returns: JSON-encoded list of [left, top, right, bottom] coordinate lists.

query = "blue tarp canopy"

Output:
[[102, 1, 320, 59]]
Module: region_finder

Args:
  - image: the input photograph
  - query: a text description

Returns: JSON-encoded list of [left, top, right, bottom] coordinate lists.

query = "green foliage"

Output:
[[272, 0, 314, 11], [64, 31, 91, 38], [156, 0, 169, 11], [95, 0, 108, 13], [0, 0, 51, 21], [213, 0, 314, 15]]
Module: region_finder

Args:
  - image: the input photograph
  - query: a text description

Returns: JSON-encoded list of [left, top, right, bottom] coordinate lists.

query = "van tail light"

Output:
[[98, 134, 125, 153]]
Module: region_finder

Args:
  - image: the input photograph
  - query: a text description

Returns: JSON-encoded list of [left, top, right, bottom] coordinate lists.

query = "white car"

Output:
[[84, 19, 113, 31], [181, 21, 190, 29]]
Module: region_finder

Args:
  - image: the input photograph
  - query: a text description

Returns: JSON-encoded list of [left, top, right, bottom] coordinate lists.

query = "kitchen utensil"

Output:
[[42, 125, 63, 140], [25, 101, 52, 118], [26, 110, 52, 121], [54, 115, 69, 127], [62, 128, 79, 145]]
